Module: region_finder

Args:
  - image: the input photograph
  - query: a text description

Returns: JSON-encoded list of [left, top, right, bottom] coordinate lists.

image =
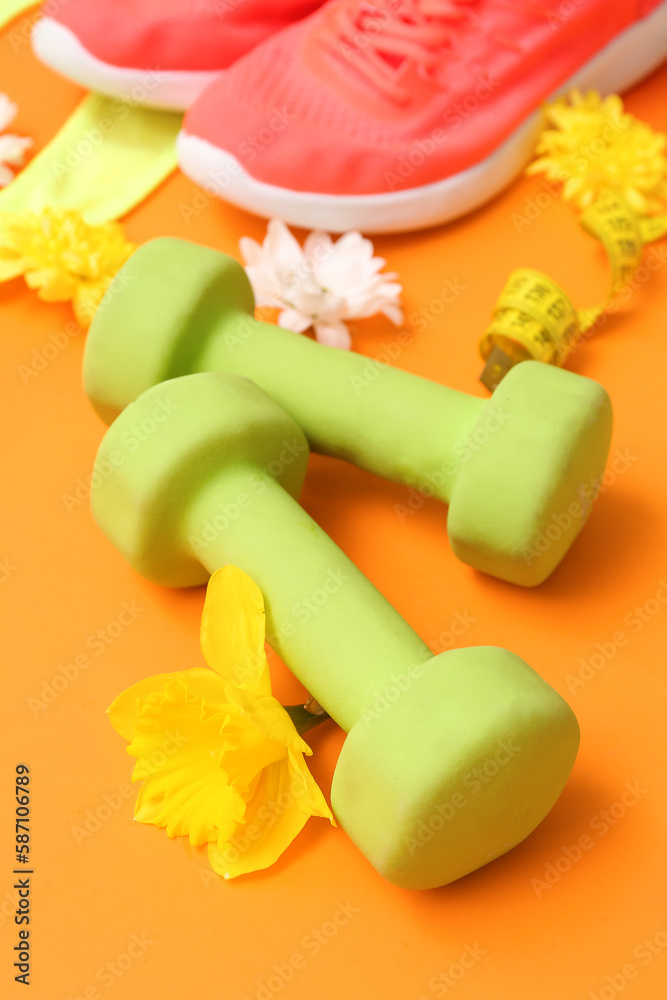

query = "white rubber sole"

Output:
[[31, 17, 222, 111], [178, 1, 667, 232]]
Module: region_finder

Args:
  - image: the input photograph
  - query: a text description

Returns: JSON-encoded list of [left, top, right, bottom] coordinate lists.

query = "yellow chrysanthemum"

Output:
[[528, 89, 667, 214], [0, 206, 134, 326], [108, 566, 334, 879]]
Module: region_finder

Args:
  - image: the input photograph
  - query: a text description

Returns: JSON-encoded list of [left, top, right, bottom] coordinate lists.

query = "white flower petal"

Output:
[[264, 219, 305, 283], [286, 279, 345, 323], [303, 230, 332, 268], [243, 264, 286, 308], [0, 93, 17, 133], [0, 134, 32, 166], [240, 233, 289, 306], [0, 163, 15, 187], [314, 321, 352, 350], [277, 308, 313, 334], [381, 304, 404, 326], [344, 280, 403, 320], [316, 237, 370, 293], [239, 235, 264, 268], [241, 220, 402, 338]]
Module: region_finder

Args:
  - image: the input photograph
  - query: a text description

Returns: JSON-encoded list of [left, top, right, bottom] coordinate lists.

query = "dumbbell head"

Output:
[[85, 238, 251, 424], [447, 361, 612, 586], [334, 646, 579, 889], [90, 372, 309, 586]]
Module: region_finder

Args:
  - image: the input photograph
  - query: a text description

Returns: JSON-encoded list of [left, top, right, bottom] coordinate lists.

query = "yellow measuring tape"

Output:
[[480, 190, 667, 390]]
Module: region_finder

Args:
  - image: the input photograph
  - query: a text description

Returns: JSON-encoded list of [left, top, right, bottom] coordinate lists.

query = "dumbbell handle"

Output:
[[198, 319, 486, 501], [187, 467, 432, 732]]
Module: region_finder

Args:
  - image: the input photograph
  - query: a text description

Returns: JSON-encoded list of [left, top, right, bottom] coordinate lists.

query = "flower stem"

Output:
[[285, 703, 331, 736]]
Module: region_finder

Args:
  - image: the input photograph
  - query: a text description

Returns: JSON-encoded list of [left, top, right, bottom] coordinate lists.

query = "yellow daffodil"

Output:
[[108, 566, 333, 879], [0, 206, 134, 326], [528, 89, 667, 214]]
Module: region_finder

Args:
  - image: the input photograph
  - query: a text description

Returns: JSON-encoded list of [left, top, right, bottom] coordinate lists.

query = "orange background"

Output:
[[2, 13, 667, 1000]]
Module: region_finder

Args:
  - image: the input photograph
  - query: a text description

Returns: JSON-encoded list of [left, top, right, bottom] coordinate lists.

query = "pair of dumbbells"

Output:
[[84, 238, 612, 889]]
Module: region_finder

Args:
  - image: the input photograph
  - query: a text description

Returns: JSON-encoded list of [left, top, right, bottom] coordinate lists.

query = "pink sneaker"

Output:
[[178, 0, 667, 231], [31, 0, 326, 111]]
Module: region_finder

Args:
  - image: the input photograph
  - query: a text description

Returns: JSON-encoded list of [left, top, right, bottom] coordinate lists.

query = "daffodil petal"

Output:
[[208, 755, 330, 879], [200, 566, 271, 693], [223, 683, 312, 756], [126, 675, 251, 846], [287, 747, 335, 822], [134, 771, 244, 847]]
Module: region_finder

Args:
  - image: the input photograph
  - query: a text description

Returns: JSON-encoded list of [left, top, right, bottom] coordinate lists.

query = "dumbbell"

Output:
[[91, 370, 579, 890], [83, 238, 613, 588]]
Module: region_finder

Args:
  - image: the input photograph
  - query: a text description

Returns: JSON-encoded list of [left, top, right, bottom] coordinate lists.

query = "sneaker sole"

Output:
[[31, 17, 222, 111], [178, 1, 667, 232]]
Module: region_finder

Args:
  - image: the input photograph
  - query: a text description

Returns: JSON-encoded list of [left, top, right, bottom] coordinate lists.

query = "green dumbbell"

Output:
[[84, 238, 612, 588], [91, 370, 579, 890]]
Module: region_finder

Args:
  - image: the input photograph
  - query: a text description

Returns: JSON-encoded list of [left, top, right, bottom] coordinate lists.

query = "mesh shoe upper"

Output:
[[50, 0, 326, 71], [184, 0, 642, 194]]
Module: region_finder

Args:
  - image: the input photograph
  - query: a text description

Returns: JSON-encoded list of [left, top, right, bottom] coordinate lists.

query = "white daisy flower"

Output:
[[0, 93, 32, 188], [240, 219, 403, 349]]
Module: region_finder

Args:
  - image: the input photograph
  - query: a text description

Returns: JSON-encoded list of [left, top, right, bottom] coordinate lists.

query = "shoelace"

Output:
[[320, 0, 545, 104]]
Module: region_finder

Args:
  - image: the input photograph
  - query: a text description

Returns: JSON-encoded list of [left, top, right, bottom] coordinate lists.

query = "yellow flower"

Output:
[[0, 206, 134, 326], [108, 566, 334, 879], [527, 89, 667, 214]]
